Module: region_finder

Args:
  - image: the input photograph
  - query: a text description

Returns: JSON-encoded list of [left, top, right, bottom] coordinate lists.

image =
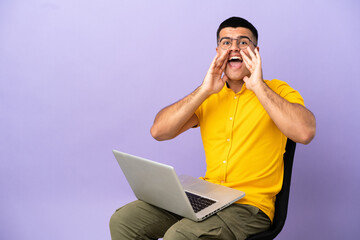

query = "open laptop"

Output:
[[112, 150, 245, 222]]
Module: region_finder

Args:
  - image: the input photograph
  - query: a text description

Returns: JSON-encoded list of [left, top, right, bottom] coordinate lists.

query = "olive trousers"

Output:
[[109, 200, 270, 240]]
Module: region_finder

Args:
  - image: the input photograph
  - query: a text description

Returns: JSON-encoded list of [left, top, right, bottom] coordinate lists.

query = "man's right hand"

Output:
[[150, 50, 230, 141], [201, 50, 230, 95]]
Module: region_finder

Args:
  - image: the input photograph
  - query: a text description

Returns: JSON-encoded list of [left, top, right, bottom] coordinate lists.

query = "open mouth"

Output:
[[228, 56, 243, 68]]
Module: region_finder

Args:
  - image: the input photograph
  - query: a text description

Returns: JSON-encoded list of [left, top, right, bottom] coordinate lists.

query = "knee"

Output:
[[109, 201, 139, 230], [109, 204, 138, 240], [109, 208, 122, 232], [109, 208, 126, 238]]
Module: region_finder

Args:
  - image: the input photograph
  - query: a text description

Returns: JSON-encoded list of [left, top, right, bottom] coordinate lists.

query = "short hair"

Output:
[[216, 17, 258, 45]]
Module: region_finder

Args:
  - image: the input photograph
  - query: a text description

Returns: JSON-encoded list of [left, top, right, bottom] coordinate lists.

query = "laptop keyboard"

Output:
[[185, 191, 216, 213]]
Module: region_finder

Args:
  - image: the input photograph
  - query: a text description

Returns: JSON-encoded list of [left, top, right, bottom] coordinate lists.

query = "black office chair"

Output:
[[246, 138, 296, 240]]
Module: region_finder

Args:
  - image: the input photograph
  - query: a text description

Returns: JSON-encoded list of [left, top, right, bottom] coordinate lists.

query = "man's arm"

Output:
[[150, 50, 230, 141], [241, 47, 316, 144], [253, 83, 316, 144], [150, 87, 204, 141]]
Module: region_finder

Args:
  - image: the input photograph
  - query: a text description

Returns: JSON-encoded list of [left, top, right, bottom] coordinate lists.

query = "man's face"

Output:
[[216, 27, 258, 81]]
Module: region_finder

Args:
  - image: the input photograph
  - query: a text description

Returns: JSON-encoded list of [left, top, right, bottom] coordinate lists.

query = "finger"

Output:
[[247, 46, 257, 62], [208, 52, 223, 74], [220, 52, 229, 72], [214, 50, 229, 72], [240, 50, 251, 64], [254, 47, 261, 63], [209, 52, 220, 68], [240, 50, 253, 71], [217, 50, 229, 66], [242, 57, 252, 72], [243, 76, 249, 83]]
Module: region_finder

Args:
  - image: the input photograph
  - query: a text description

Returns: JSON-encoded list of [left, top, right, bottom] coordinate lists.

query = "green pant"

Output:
[[109, 200, 270, 240]]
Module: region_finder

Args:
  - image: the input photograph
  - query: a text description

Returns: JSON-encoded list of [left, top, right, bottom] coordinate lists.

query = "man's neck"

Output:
[[226, 79, 245, 93]]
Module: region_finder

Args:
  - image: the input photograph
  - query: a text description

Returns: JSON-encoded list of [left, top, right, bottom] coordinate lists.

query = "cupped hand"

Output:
[[201, 50, 230, 95], [240, 47, 264, 92]]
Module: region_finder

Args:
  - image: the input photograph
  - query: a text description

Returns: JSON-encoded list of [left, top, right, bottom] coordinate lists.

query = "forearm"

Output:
[[150, 85, 210, 141], [254, 82, 316, 144], [151, 50, 229, 141]]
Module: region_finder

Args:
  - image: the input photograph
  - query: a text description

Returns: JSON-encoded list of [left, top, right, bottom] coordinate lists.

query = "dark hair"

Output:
[[217, 17, 258, 45]]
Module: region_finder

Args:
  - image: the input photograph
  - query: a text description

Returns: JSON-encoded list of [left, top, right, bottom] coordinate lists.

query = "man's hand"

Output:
[[240, 47, 264, 92], [241, 46, 316, 144], [201, 50, 230, 95], [151, 51, 231, 141], [150, 50, 230, 141]]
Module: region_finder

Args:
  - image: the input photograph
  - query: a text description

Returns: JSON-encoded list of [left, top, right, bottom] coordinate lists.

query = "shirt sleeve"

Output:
[[267, 79, 305, 107], [194, 105, 202, 127]]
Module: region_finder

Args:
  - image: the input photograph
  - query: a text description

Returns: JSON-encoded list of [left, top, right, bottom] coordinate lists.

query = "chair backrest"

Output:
[[246, 138, 296, 240]]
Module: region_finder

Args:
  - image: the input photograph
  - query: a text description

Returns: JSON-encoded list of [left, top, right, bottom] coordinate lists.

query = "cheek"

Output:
[[217, 49, 226, 56]]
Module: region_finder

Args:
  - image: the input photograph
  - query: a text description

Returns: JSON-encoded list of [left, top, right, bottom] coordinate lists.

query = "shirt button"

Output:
[[223, 161, 227, 164], [234, 96, 237, 99], [227, 139, 230, 142], [229, 117, 233, 120], [220, 180, 225, 183]]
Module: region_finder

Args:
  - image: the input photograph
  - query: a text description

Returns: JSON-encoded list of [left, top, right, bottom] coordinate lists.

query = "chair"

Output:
[[246, 138, 297, 240]]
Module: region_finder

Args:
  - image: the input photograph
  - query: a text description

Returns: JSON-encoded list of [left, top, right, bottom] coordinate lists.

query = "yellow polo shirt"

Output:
[[195, 79, 304, 221]]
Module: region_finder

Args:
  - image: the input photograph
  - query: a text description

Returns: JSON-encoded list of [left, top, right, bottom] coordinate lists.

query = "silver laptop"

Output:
[[112, 150, 245, 222]]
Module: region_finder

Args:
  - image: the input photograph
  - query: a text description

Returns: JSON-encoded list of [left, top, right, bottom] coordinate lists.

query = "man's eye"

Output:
[[239, 41, 248, 45], [223, 41, 231, 45]]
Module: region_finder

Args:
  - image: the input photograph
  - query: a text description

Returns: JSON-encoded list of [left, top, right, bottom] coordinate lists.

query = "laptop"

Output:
[[112, 150, 245, 222]]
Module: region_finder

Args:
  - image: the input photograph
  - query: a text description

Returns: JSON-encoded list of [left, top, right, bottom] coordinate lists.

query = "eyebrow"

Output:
[[219, 35, 251, 42]]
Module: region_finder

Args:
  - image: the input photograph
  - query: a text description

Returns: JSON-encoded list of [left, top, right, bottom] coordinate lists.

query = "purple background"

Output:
[[1, 0, 359, 239]]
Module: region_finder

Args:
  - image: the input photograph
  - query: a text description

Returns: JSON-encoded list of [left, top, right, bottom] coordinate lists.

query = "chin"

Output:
[[225, 68, 248, 81], [226, 73, 246, 81]]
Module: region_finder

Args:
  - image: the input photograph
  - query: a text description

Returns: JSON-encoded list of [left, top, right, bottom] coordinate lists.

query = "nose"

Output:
[[229, 39, 240, 51]]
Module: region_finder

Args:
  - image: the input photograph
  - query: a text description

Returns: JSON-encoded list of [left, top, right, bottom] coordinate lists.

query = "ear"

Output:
[[256, 46, 260, 52]]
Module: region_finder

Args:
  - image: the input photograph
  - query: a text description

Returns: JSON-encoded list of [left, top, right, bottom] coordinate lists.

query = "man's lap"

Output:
[[109, 200, 270, 240]]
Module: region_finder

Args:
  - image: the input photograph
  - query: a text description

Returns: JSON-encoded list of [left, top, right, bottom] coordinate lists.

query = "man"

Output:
[[110, 17, 316, 240]]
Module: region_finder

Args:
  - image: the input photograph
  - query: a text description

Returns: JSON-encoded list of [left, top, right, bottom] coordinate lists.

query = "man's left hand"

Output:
[[240, 47, 264, 92]]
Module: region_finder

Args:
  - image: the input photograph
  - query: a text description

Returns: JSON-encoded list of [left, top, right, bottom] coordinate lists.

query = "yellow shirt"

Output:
[[195, 79, 304, 221]]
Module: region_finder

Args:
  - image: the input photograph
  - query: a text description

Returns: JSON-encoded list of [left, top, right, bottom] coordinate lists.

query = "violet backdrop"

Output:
[[1, 0, 359, 239]]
